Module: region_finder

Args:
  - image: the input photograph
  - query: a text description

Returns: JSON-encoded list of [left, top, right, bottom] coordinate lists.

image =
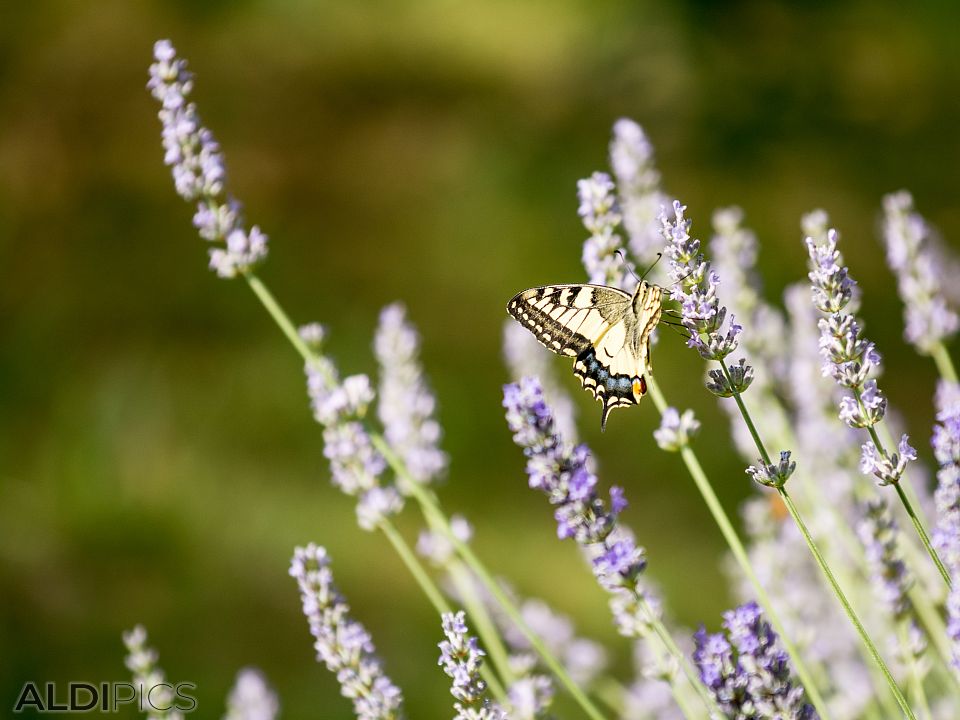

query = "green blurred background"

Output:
[[2, 0, 959, 716]]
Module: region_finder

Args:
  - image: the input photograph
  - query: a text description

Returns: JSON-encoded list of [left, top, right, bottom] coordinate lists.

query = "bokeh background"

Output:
[[3, 1, 959, 716]]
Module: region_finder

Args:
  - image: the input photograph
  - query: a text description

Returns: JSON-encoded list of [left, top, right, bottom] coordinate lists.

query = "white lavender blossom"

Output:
[[438, 611, 507, 720], [223, 668, 279, 720], [578, 172, 634, 291], [609, 119, 672, 265], [289, 544, 404, 719], [653, 407, 700, 452], [374, 303, 447, 485], [506, 676, 552, 720], [881, 191, 959, 353], [123, 626, 185, 720], [147, 40, 268, 277], [859, 435, 917, 487]]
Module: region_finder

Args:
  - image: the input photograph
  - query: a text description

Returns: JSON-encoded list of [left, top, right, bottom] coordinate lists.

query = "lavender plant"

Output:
[[143, 41, 960, 720]]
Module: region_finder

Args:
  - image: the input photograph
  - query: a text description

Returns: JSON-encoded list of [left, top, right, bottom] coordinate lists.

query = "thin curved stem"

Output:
[[931, 341, 959, 385], [374, 436, 609, 720], [779, 488, 917, 719], [645, 375, 833, 720], [379, 519, 507, 702]]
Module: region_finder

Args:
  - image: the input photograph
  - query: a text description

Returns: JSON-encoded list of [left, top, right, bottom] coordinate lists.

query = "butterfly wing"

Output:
[[507, 283, 657, 430]]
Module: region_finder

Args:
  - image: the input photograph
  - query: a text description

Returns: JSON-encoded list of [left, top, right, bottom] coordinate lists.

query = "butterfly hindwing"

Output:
[[507, 281, 663, 430]]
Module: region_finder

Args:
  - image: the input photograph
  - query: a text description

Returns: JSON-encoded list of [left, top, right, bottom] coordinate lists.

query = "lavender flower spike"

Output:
[[223, 668, 280, 720], [303, 333, 403, 531], [653, 407, 700, 452], [805, 225, 919, 487], [694, 602, 817, 719], [147, 40, 267, 278], [578, 172, 634, 291], [374, 303, 448, 486], [933, 380, 960, 671], [123, 626, 185, 720], [609, 119, 672, 264], [882, 191, 959, 353], [289, 544, 404, 719], [438, 611, 507, 720], [661, 201, 744, 368]]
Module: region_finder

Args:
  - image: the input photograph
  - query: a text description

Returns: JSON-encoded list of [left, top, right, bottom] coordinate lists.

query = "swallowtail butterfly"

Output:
[[507, 282, 663, 430]]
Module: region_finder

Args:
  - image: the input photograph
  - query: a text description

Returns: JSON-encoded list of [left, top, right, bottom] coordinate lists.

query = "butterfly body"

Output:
[[507, 281, 663, 430]]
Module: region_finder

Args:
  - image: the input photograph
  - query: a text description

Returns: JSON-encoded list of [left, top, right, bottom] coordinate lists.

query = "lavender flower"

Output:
[[856, 499, 915, 619], [374, 303, 447, 485], [806, 225, 917, 486], [662, 200, 743, 364], [694, 602, 817, 719], [506, 676, 552, 720], [578, 172, 634, 290], [502, 321, 578, 441], [503, 377, 666, 646], [933, 381, 960, 671], [417, 514, 473, 567], [609, 119, 672, 265], [223, 669, 279, 720], [302, 344, 402, 530], [653, 407, 700, 452], [289, 544, 403, 719], [147, 40, 268, 278], [123, 626, 185, 720], [438, 611, 506, 720], [882, 191, 959, 353]]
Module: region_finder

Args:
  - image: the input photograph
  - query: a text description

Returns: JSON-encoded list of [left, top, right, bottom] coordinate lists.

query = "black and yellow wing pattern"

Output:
[[507, 282, 663, 430]]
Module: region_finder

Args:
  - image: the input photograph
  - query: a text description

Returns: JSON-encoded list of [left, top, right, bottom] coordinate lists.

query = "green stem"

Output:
[[930, 342, 959, 384], [379, 519, 507, 702], [720, 364, 771, 466], [645, 376, 833, 719], [245, 273, 314, 363], [374, 436, 609, 720], [641, 598, 721, 718], [899, 620, 932, 720], [779, 488, 917, 719], [863, 421, 951, 587]]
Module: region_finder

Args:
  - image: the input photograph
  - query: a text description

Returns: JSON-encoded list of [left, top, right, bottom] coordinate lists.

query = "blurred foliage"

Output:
[[1, 0, 959, 717]]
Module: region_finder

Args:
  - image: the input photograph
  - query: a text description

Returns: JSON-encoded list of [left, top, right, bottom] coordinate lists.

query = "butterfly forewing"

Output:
[[507, 281, 663, 430], [506, 284, 631, 357]]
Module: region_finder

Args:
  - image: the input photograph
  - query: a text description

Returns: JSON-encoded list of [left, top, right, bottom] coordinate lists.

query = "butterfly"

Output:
[[507, 281, 663, 430]]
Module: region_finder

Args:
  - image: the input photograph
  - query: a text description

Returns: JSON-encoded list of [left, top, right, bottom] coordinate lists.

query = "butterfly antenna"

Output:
[[639, 252, 663, 281], [614, 250, 643, 284]]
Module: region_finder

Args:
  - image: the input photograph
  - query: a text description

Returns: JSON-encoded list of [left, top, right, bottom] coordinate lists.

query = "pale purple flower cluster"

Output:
[[856, 500, 914, 619], [123, 626, 185, 720], [805, 227, 918, 486], [859, 435, 917, 487], [300, 324, 402, 531], [417, 514, 473, 567], [503, 378, 640, 586], [933, 381, 960, 671], [578, 172, 633, 290], [694, 602, 816, 719], [661, 201, 744, 366], [506, 676, 552, 720], [289, 544, 404, 719], [223, 668, 280, 720], [374, 303, 447, 485], [147, 40, 268, 278], [502, 321, 578, 441], [438, 611, 506, 720], [882, 191, 958, 353], [653, 407, 700, 452], [609, 119, 672, 264]]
